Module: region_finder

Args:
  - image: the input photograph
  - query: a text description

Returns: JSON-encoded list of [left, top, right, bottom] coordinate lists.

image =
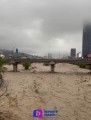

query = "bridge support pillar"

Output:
[[51, 64, 55, 72], [13, 63, 18, 72], [50, 62, 55, 73]]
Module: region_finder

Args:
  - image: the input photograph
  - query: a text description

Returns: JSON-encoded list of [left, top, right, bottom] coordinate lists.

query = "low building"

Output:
[[77, 52, 82, 58]]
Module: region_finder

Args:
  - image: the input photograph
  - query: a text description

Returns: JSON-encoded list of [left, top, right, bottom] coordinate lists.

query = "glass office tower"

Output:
[[82, 25, 91, 58]]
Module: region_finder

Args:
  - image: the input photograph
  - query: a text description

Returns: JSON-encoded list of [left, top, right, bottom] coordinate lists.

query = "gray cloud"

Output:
[[0, 0, 91, 56]]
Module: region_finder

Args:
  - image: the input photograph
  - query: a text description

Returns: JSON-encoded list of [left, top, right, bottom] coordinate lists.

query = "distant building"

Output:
[[48, 53, 52, 59], [77, 52, 82, 59], [82, 24, 91, 58], [70, 48, 76, 58], [44, 56, 47, 59]]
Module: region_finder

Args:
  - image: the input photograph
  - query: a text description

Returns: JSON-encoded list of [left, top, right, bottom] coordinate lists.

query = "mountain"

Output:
[[0, 49, 32, 58], [0, 49, 43, 59]]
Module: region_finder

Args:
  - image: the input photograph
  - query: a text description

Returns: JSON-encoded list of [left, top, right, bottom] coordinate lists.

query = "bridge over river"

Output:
[[5, 58, 91, 72]]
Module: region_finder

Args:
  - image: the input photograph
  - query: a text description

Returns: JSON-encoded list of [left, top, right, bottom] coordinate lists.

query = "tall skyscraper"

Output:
[[70, 48, 76, 58], [82, 24, 91, 58]]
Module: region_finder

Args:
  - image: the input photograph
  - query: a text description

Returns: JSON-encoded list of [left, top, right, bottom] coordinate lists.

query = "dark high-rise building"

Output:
[[70, 48, 76, 58], [82, 25, 91, 58]]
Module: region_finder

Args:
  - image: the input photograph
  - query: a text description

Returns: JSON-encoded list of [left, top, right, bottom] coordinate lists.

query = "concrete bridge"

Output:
[[5, 58, 91, 72]]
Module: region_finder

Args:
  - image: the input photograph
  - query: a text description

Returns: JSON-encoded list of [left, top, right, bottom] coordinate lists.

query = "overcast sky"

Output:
[[0, 0, 91, 57]]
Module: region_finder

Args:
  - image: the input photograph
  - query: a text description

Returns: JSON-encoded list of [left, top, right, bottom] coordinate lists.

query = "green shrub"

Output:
[[85, 65, 90, 69], [78, 63, 91, 72], [23, 62, 31, 70], [79, 64, 86, 69]]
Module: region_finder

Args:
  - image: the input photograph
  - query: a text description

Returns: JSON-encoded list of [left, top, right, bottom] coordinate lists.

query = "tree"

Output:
[[0, 57, 5, 79], [0, 57, 5, 94], [0, 57, 7, 98]]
